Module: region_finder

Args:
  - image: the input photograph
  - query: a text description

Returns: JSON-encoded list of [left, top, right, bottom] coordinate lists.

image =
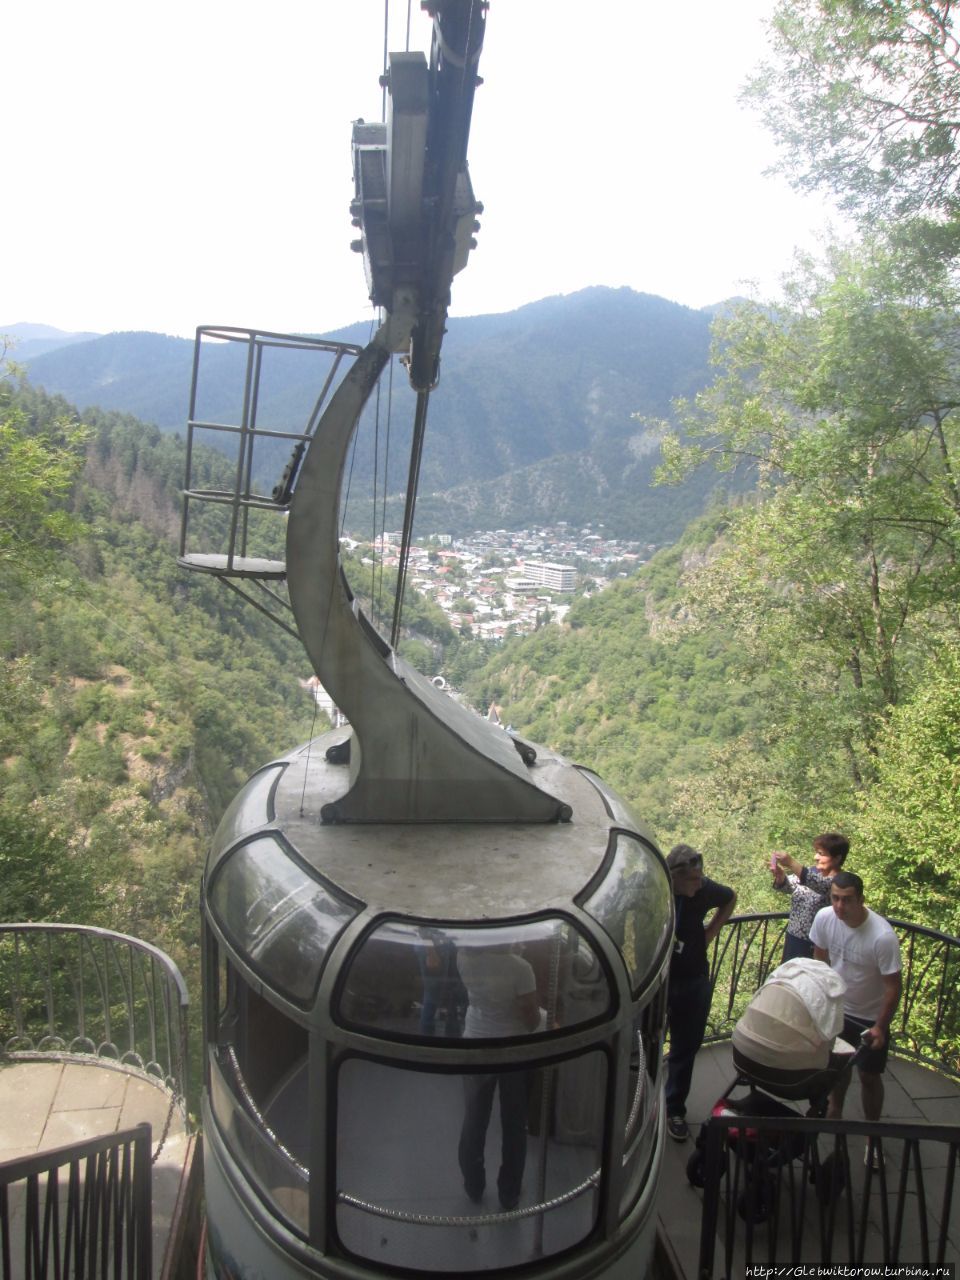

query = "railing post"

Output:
[[697, 1119, 724, 1280], [133, 1123, 153, 1279]]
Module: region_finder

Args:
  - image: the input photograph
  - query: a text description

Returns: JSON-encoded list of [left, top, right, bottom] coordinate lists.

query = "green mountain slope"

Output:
[[22, 289, 719, 540]]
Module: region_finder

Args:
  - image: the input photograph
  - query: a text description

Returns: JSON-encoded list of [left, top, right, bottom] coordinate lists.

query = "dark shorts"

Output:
[[842, 1015, 889, 1075]]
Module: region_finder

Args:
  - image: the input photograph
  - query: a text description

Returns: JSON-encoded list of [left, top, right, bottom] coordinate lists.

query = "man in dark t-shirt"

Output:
[[665, 843, 737, 1142]]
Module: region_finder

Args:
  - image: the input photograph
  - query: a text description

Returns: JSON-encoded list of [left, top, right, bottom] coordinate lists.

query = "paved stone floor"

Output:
[[0, 1057, 195, 1280], [657, 1042, 960, 1278]]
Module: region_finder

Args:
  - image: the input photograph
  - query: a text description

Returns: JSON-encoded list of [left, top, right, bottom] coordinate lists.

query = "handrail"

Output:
[[705, 911, 960, 1079], [698, 1112, 960, 1275], [0, 1123, 152, 1280], [0, 923, 189, 1102]]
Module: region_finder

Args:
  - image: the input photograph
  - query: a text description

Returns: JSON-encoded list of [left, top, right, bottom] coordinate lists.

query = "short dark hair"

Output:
[[814, 832, 849, 866], [832, 870, 863, 898]]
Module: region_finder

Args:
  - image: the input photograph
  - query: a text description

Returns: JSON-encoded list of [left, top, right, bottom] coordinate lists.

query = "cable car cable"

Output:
[[376, 353, 396, 627], [390, 385, 430, 649]]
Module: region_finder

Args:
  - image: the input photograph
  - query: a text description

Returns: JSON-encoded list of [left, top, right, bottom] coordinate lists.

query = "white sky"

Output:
[[5, 1, 838, 340]]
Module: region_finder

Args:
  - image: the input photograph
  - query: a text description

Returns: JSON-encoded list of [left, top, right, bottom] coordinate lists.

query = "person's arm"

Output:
[[704, 890, 737, 945], [515, 989, 541, 1032], [775, 851, 803, 877], [866, 971, 902, 1049], [813, 945, 829, 964]]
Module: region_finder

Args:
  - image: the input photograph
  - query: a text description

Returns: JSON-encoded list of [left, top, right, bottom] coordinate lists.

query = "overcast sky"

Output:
[[5, 1, 838, 340]]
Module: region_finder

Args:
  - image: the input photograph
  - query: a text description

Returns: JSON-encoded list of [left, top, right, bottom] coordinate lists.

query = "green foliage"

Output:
[[0, 381, 323, 1034], [0, 808, 102, 925], [655, 240, 960, 796], [857, 643, 960, 934], [745, 0, 960, 228], [0, 373, 88, 584]]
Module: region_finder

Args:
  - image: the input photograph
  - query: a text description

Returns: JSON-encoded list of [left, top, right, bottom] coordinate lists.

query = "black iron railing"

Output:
[[707, 912, 960, 1079], [0, 923, 189, 1100], [697, 1113, 960, 1276], [0, 1124, 151, 1280]]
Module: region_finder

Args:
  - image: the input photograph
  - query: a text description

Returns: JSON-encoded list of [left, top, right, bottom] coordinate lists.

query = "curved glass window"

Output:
[[577, 767, 644, 831], [210, 764, 284, 868], [335, 1051, 606, 1270], [209, 835, 357, 1005], [338, 917, 611, 1040], [620, 1023, 661, 1216], [581, 833, 672, 996], [207, 944, 310, 1235]]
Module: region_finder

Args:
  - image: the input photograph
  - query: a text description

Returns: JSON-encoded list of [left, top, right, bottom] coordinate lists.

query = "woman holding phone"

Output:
[[770, 832, 849, 961]]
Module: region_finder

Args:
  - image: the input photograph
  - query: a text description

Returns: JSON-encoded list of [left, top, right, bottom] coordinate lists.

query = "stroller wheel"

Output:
[[686, 1149, 706, 1187]]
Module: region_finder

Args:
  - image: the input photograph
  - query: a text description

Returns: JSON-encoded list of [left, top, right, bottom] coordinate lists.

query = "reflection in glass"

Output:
[[338, 918, 611, 1039], [582, 833, 672, 995], [336, 1053, 606, 1271], [209, 835, 356, 1004], [208, 946, 311, 1233], [620, 1028, 660, 1215], [210, 1059, 309, 1234]]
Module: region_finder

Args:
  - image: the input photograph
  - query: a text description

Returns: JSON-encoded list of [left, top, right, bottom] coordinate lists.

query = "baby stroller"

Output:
[[686, 960, 861, 1218]]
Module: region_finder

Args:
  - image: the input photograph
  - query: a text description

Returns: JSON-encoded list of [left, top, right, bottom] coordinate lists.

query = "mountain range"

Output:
[[6, 288, 724, 542]]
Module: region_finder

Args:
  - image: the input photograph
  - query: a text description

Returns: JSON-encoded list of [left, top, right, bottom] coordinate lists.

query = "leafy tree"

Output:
[[856, 642, 960, 932], [656, 239, 960, 787], [745, 0, 960, 226], [0, 364, 87, 584]]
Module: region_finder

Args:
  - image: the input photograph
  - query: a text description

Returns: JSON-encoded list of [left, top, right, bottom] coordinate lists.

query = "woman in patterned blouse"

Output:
[[771, 832, 849, 962]]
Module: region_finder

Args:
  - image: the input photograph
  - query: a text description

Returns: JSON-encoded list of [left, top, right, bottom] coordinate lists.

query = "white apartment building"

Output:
[[522, 560, 576, 592]]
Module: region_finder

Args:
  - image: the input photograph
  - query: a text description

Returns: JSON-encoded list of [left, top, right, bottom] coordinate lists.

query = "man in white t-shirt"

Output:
[[456, 945, 540, 1210], [809, 871, 902, 1124]]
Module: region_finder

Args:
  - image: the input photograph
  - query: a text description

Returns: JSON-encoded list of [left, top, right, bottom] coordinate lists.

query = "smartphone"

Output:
[[770, 854, 778, 870]]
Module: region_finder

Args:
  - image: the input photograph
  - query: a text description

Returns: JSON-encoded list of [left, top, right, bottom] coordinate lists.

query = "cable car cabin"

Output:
[[201, 730, 672, 1278], [185, 6, 674, 1276]]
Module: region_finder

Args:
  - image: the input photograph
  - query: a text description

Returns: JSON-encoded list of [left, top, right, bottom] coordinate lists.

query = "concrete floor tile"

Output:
[[42, 1105, 122, 1148], [0, 1063, 62, 1150], [118, 1076, 181, 1136], [888, 1057, 960, 1100], [917, 1094, 960, 1124], [53, 1061, 127, 1111]]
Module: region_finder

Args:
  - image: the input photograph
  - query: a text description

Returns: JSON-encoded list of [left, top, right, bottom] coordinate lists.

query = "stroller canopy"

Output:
[[732, 958, 847, 1071]]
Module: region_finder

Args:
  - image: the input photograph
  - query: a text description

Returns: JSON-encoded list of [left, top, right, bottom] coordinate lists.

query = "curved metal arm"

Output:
[[285, 320, 570, 825]]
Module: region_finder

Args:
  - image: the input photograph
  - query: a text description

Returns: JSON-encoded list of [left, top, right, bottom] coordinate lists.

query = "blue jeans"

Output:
[[665, 973, 713, 1119]]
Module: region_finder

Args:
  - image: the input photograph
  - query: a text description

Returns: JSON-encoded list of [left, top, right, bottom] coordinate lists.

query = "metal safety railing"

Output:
[[0, 923, 189, 1101], [0, 1124, 152, 1280], [698, 1113, 960, 1276], [176, 325, 363, 640], [706, 912, 960, 1079], [689, 912, 960, 1276]]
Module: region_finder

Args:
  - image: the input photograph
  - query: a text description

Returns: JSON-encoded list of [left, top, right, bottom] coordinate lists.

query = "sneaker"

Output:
[[667, 1115, 690, 1143]]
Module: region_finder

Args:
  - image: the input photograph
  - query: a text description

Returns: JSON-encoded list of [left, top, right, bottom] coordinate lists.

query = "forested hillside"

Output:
[[0, 374, 453, 1044], [0, 385, 304, 1012]]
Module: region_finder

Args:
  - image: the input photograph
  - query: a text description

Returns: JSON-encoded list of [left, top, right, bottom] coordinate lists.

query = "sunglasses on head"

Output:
[[672, 853, 703, 871]]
